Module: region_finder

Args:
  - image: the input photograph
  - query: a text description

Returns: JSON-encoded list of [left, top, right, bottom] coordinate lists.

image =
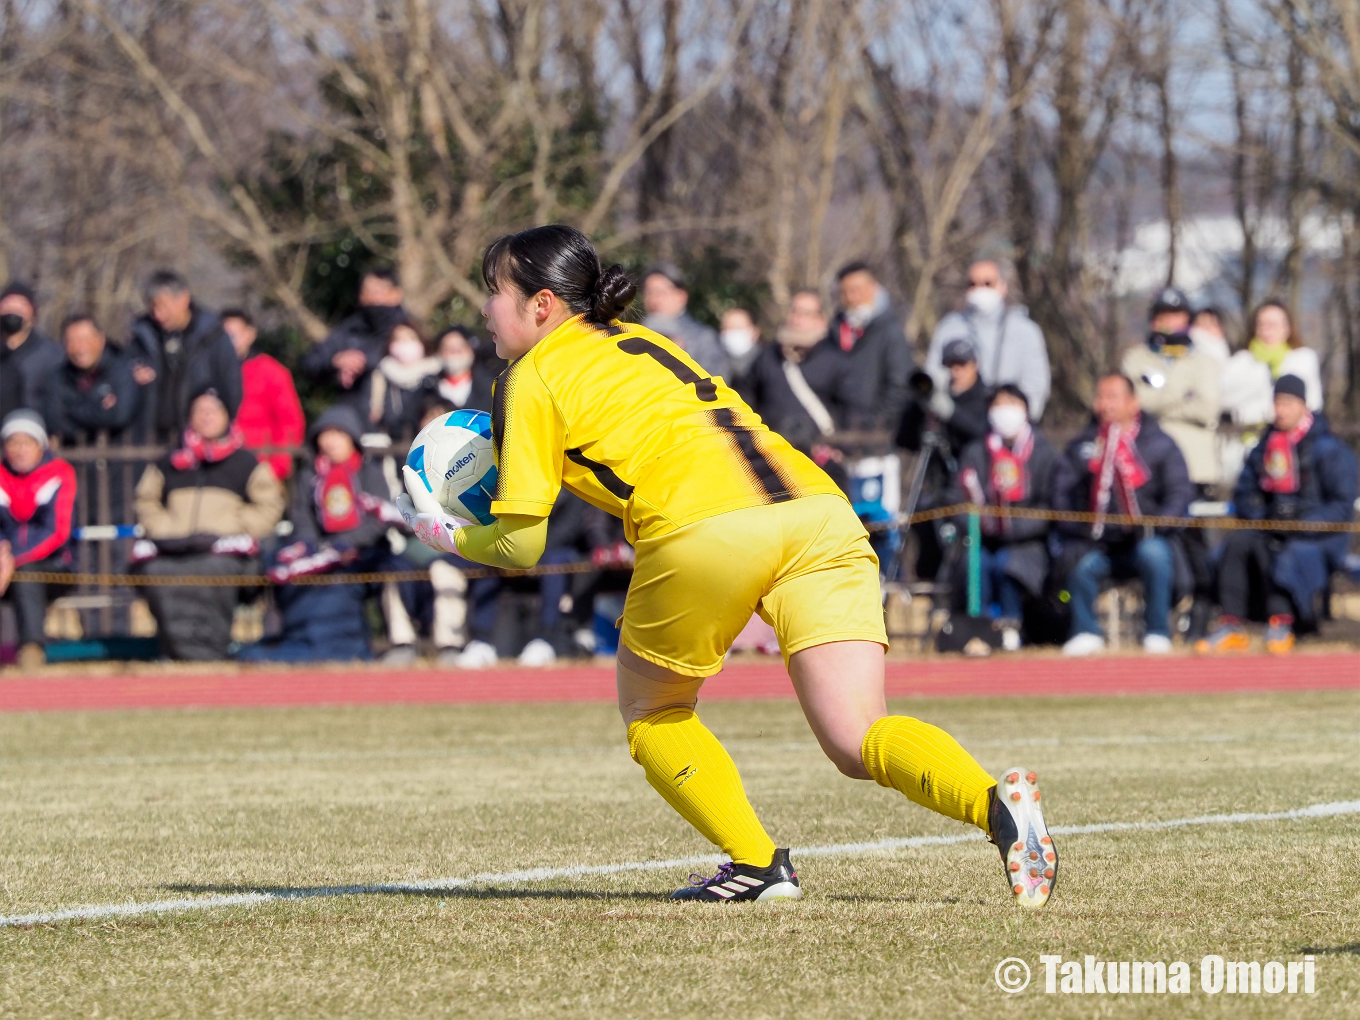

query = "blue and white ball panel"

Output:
[[406, 408, 498, 525]]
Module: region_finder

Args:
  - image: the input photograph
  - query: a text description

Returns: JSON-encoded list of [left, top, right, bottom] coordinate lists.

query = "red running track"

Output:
[[1, 653, 1358, 713]]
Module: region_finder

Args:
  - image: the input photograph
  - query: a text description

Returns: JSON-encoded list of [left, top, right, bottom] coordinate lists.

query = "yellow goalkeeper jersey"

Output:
[[490, 314, 844, 543]]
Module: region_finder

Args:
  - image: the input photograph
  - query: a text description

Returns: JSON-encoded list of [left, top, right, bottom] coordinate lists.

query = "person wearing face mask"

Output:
[[0, 281, 63, 423], [222, 309, 305, 481], [746, 289, 852, 454], [945, 386, 1059, 651], [303, 265, 413, 420], [826, 262, 913, 430], [926, 258, 1050, 419], [1120, 287, 1222, 487], [370, 323, 440, 439], [718, 307, 762, 394], [641, 263, 730, 380], [419, 326, 501, 413], [1188, 307, 1231, 365]]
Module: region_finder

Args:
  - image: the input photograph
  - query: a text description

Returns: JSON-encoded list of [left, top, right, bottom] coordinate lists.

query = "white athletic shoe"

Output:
[[1001, 626, 1021, 652], [1142, 634, 1173, 654], [1062, 632, 1105, 657], [454, 640, 498, 669], [517, 638, 557, 667], [988, 767, 1057, 908]]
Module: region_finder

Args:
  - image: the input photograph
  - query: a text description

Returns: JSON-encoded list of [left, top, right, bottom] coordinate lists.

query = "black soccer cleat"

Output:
[[987, 766, 1057, 908], [670, 847, 803, 902]]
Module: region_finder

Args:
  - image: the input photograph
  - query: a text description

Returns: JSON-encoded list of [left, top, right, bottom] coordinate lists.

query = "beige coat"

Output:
[[1121, 344, 1222, 486], [135, 450, 285, 540]]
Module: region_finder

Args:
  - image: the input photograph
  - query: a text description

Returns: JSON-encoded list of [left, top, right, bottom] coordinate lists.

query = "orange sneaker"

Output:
[[1265, 617, 1295, 656], [1195, 624, 1250, 655]]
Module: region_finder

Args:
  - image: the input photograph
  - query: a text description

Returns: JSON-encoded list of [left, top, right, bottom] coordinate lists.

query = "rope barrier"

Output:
[[6, 505, 1356, 587]]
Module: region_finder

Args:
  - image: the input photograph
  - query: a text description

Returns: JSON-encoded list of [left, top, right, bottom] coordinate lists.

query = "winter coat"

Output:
[[290, 404, 391, 552], [128, 306, 242, 440], [1053, 413, 1195, 543], [825, 305, 914, 430], [643, 312, 730, 380], [42, 346, 141, 444], [1121, 341, 1222, 485], [745, 342, 852, 451], [1233, 414, 1358, 624], [1221, 346, 1323, 424], [926, 305, 1050, 419], [896, 381, 992, 461], [0, 329, 63, 422], [301, 304, 411, 419], [238, 352, 305, 480], [418, 357, 501, 415], [369, 354, 442, 440], [945, 428, 1060, 596], [135, 446, 285, 543], [0, 451, 76, 567]]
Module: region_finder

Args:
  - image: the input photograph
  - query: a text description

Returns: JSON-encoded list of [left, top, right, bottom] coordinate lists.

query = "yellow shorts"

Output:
[[620, 493, 888, 677]]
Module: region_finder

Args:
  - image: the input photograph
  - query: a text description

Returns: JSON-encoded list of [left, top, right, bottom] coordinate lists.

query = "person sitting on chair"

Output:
[[946, 385, 1060, 651], [1197, 374, 1358, 655]]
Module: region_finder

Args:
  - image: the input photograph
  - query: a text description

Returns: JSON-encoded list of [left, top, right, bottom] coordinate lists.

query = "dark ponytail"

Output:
[[482, 224, 636, 325]]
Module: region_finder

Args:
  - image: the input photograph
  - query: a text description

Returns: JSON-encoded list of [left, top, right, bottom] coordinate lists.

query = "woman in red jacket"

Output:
[[222, 309, 305, 480]]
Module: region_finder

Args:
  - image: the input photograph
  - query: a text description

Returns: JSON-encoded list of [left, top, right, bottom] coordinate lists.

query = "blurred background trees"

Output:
[[2, 0, 1359, 418]]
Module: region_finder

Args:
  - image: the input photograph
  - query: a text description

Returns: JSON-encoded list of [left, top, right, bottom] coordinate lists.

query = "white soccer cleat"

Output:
[[1062, 632, 1105, 657], [988, 767, 1057, 908]]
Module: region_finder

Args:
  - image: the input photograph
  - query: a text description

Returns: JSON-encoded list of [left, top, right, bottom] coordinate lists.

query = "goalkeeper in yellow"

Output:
[[398, 225, 1056, 907]]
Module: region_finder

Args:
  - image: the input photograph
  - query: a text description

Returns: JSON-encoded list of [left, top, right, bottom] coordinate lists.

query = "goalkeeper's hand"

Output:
[[398, 465, 473, 554]]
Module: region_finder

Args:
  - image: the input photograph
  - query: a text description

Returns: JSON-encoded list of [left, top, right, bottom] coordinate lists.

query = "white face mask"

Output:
[[966, 287, 1005, 316], [988, 403, 1029, 440], [442, 353, 474, 375], [389, 336, 425, 365], [720, 327, 756, 357]]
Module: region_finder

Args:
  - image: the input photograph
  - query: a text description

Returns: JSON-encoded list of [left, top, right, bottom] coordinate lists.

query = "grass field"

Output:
[[2, 689, 1359, 1018]]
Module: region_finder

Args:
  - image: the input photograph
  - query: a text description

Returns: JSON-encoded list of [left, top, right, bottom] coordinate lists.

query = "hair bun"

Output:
[[591, 264, 637, 323]]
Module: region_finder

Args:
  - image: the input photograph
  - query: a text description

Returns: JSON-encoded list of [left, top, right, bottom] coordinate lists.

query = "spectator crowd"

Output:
[[1, 257, 1357, 670]]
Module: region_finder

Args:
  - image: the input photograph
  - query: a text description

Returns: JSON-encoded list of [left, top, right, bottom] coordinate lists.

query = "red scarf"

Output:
[[837, 322, 861, 352], [170, 425, 245, 471], [962, 427, 1034, 536], [1260, 412, 1314, 494], [1088, 417, 1149, 538], [314, 452, 364, 533]]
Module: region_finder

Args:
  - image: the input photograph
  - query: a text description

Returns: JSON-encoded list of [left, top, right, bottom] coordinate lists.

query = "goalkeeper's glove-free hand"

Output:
[[398, 465, 472, 555]]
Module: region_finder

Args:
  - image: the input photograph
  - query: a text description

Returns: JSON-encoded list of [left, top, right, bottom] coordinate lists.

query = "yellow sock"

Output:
[[627, 707, 776, 867], [860, 716, 996, 830]]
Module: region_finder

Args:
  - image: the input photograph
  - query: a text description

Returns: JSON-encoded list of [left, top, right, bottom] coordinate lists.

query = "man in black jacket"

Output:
[[128, 270, 242, 441], [44, 315, 141, 446], [826, 262, 913, 429], [1054, 373, 1194, 656], [302, 265, 411, 421], [0, 281, 63, 421]]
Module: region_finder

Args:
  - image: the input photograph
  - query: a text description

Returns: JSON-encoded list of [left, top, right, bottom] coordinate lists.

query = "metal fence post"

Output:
[[967, 507, 981, 618]]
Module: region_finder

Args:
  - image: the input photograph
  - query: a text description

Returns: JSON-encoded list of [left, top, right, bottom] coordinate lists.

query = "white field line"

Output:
[[7, 730, 1360, 770], [3, 798, 1358, 929]]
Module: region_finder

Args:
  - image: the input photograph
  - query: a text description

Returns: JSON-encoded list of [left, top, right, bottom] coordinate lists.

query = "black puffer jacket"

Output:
[[302, 305, 411, 419], [0, 329, 63, 421], [1053, 413, 1194, 542], [745, 342, 852, 451], [129, 306, 242, 439], [824, 305, 914, 429], [43, 346, 142, 443]]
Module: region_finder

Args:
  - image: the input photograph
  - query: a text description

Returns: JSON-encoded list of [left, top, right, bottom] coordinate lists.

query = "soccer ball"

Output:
[[405, 409, 498, 525]]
